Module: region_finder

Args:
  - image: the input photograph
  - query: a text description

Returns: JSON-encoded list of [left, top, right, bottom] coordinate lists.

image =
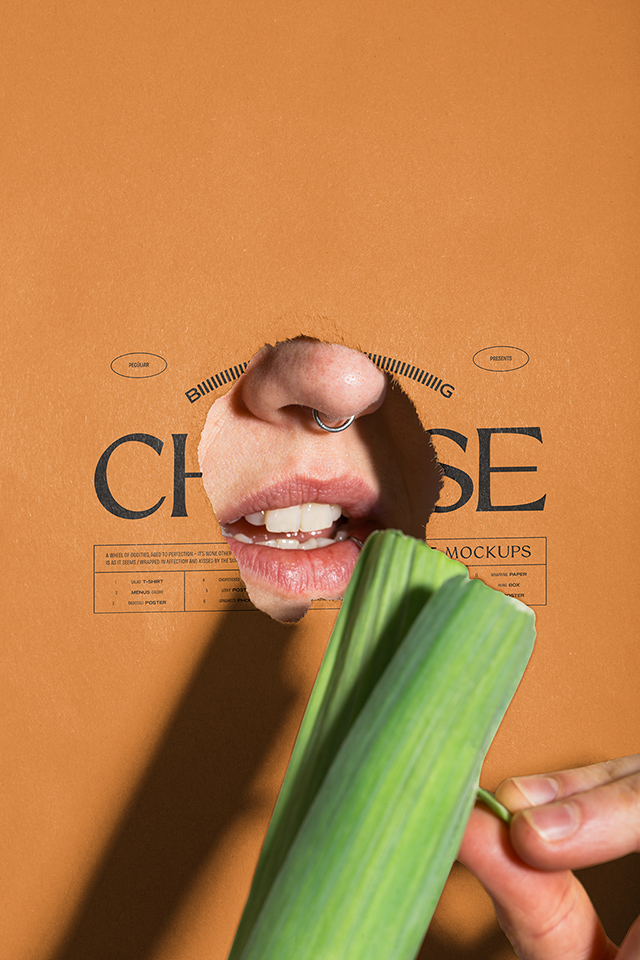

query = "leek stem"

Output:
[[476, 787, 512, 824]]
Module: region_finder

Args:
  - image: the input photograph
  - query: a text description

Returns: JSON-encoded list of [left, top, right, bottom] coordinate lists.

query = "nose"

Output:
[[239, 338, 387, 428]]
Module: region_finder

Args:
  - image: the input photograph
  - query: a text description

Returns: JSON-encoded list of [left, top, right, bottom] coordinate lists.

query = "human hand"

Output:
[[458, 754, 640, 959]]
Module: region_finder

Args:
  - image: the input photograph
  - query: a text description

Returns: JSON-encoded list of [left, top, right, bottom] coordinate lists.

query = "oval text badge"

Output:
[[111, 353, 168, 379], [473, 346, 529, 373]]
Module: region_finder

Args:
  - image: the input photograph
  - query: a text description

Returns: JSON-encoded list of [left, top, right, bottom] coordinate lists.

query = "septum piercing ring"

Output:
[[312, 409, 355, 433]]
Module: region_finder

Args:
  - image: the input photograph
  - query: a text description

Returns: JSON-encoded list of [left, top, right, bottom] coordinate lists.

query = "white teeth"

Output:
[[265, 505, 301, 532], [260, 536, 335, 550], [228, 501, 349, 549], [229, 534, 342, 551], [276, 539, 300, 550], [299, 503, 335, 532], [248, 502, 344, 533]]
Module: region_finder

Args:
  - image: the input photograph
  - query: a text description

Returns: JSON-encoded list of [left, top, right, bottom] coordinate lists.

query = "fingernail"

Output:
[[515, 776, 559, 806], [524, 801, 580, 842]]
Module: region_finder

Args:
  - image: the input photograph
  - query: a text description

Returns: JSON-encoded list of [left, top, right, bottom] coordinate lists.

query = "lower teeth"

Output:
[[231, 531, 347, 550]]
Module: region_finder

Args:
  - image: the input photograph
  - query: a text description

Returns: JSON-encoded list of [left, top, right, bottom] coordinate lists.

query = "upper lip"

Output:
[[217, 473, 383, 527]]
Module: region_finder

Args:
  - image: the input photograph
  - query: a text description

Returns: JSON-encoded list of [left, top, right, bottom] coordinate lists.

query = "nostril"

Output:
[[239, 337, 387, 426]]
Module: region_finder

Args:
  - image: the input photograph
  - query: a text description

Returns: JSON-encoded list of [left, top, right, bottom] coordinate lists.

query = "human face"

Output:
[[198, 337, 441, 622]]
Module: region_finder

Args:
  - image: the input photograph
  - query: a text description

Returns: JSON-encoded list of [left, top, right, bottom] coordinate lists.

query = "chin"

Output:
[[223, 533, 368, 623], [244, 582, 314, 624]]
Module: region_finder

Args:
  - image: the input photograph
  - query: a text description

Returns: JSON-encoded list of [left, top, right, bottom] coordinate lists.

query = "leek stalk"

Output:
[[229, 530, 535, 960]]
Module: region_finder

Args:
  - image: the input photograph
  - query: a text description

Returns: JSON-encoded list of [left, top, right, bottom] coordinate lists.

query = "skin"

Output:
[[198, 336, 441, 621], [458, 754, 640, 959]]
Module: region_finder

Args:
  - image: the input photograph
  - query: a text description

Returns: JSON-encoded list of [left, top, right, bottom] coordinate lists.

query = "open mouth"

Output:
[[215, 479, 384, 620], [220, 502, 355, 550]]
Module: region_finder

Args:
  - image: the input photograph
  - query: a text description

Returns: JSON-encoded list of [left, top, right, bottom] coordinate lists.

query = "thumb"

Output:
[[458, 806, 617, 960]]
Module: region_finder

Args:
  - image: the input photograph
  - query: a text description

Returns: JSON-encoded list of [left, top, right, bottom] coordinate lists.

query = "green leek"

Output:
[[229, 530, 535, 960]]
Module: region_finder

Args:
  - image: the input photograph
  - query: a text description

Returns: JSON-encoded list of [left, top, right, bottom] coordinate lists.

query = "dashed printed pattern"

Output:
[[365, 354, 454, 397], [185, 364, 248, 403], [186, 353, 454, 402]]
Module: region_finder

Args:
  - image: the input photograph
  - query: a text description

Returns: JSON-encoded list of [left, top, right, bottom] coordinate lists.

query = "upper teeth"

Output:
[[245, 503, 342, 533]]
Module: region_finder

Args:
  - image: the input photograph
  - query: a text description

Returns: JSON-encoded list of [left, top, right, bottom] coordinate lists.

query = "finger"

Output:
[[496, 754, 640, 813], [619, 915, 640, 960], [508, 768, 640, 871], [458, 806, 616, 960]]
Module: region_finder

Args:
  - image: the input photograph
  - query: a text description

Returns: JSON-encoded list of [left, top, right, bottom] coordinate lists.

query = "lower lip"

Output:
[[224, 522, 377, 601]]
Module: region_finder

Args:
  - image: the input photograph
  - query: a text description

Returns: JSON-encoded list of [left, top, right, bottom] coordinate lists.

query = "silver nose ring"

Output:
[[312, 409, 355, 433]]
